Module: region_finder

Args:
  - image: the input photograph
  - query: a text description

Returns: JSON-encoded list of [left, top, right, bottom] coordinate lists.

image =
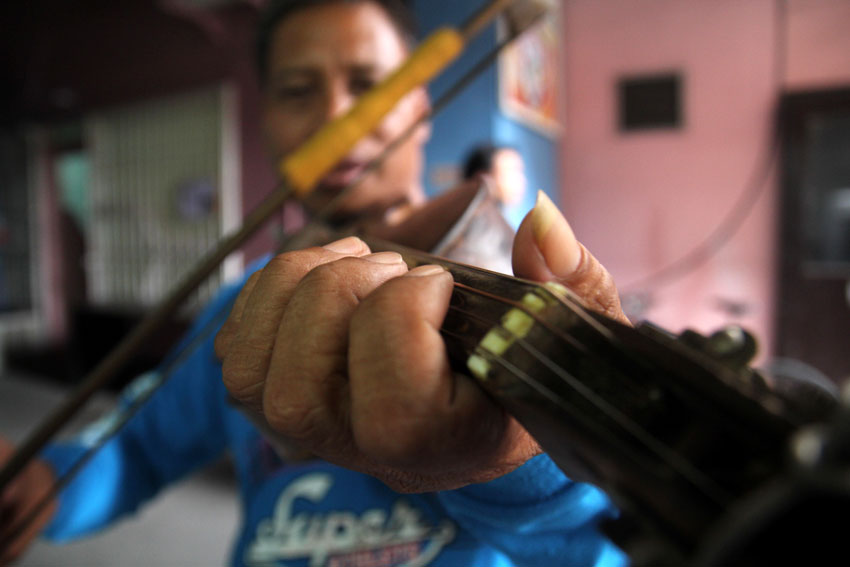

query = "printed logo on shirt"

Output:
[[246, 473, 456, 567]]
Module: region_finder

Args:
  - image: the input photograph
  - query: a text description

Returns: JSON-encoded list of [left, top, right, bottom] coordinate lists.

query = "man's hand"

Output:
[[215, 191, 626, 493], [0, 438, 56, 565]]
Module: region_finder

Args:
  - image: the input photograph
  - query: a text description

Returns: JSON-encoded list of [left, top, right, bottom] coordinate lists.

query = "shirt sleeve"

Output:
[[40, 262, 265, 541], [437, 453, 629, 567]]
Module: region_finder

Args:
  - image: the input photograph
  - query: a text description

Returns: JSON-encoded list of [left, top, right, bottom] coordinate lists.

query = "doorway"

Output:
[[776, 88, 850, 384]]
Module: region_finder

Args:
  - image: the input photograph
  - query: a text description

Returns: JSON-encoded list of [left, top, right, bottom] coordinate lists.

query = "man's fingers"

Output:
[[348, 265, 455, 467], [513, 191, 629, 324], [347, 264, 532, 483], [220, 237, 371, 411], [213, 270, 261, 360], [262, 253, 408, 458]]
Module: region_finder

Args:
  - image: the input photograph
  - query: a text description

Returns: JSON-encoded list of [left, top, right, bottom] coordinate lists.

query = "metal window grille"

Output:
[[86, 87, 235, 311], [0, 131, 33, 315]]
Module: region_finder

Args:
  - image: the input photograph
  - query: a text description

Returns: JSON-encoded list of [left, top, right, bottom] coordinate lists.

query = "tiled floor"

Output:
[[0, 373, 239, 566]]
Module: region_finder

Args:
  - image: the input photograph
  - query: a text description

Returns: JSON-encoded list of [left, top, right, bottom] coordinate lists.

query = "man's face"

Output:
[[493, 148, 527, 206], [262, 1, 430, 223]]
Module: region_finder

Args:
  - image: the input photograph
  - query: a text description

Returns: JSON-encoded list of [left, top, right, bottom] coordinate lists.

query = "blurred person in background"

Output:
[[463, 143, 528, 215]]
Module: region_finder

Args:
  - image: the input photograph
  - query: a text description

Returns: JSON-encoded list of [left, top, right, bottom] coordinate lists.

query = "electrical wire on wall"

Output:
[[621, 0, 788, 298]]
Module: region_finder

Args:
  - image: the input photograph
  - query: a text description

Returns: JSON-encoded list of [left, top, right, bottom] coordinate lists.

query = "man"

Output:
[[1, 1, 628, 565], [258, 0, 429, 227], [462, 143, 528, 209]]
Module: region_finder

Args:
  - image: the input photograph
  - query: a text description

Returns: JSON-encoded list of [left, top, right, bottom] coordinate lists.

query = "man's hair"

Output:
[[462, 143, 516, 180], [256, 0, 418, 85]]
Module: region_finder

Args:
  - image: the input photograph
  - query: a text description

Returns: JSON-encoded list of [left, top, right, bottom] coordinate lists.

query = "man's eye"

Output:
[[274, 85, 314, 101], [350, 77, 377, 96]]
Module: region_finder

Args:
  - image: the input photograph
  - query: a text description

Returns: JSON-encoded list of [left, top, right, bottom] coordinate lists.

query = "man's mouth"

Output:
[[318, 159, 368, 192]]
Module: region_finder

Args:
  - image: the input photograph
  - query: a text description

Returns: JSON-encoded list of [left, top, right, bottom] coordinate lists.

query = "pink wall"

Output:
[[560, 0, 850, 361], [786, 0, 850, 90]]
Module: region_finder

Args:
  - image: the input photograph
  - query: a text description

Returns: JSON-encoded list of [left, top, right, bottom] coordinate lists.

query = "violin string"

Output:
[[452, 280, 617, 346], [468, 331, 732, 507], [442, 296, 732, 505]]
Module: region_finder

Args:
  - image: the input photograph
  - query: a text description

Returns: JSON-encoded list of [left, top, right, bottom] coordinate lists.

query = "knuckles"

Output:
[[264, 249, 323, 279], [297, 260, 360, 303], [220, 343, 270, 407], [263, 396, 318, 442]]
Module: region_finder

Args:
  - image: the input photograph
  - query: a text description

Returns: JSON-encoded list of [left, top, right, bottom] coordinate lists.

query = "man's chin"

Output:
[[302, 187, 346, 218], [302, 195, 373, 228], [304, 186, 372, 223]]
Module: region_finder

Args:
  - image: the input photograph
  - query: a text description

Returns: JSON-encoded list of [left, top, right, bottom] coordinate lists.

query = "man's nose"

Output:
[[325, 85, 354, 122]]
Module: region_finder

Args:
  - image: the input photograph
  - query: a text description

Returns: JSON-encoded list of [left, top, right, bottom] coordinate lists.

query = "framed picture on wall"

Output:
[[498, 3, 562, 137]]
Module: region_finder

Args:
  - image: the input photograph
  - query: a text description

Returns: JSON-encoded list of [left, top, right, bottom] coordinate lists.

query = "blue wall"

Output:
[[413, 0, 558, 228]]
